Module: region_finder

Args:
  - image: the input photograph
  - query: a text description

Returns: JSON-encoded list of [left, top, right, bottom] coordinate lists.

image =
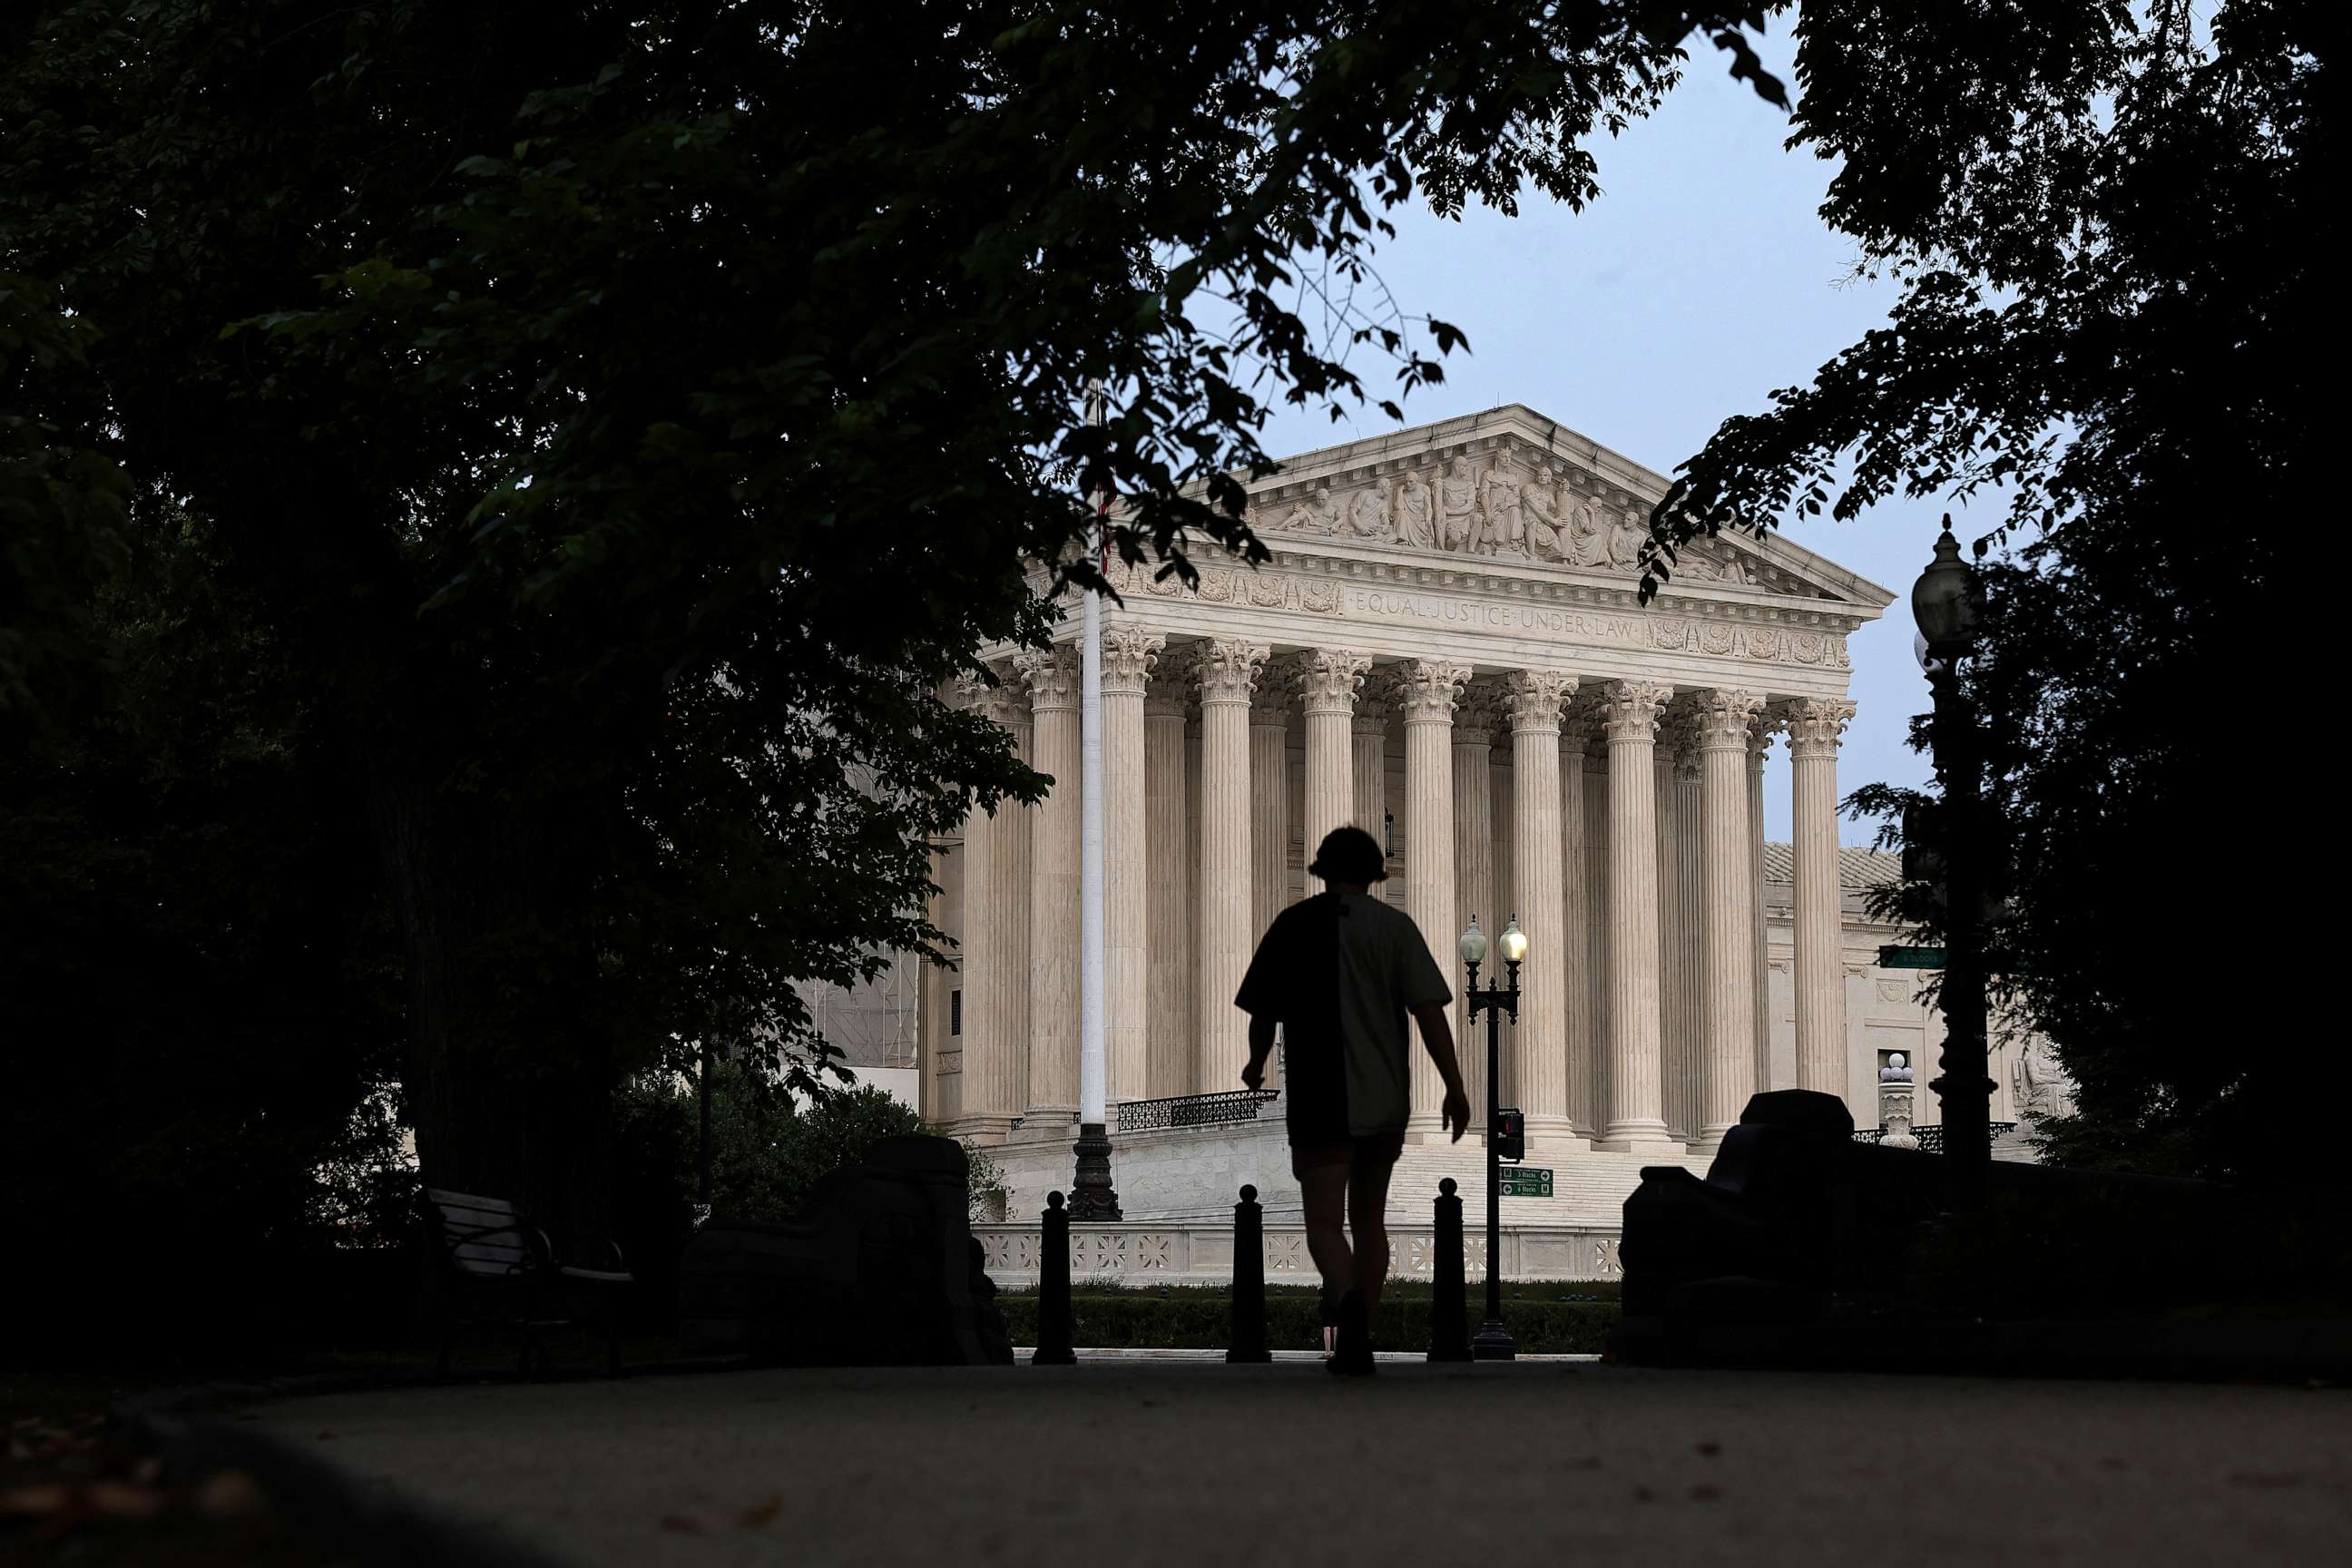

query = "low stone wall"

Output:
[[988, 1106, 1306, 1222], [972, 1220, 1625, 1288]]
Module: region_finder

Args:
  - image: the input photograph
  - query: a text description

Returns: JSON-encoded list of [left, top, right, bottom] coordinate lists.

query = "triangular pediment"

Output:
[[1236, 404, 1894, 612]]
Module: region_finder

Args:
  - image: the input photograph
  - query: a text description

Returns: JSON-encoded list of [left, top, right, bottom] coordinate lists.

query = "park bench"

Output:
[[419, 1188, 633, 1378]]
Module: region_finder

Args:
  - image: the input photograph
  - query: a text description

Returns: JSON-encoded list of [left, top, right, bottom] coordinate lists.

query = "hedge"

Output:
[[995, 1291, 1617, 1355]]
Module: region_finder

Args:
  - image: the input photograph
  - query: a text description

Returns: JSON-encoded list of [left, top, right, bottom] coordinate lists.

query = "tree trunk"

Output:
[[358, 729, 614, 1238]]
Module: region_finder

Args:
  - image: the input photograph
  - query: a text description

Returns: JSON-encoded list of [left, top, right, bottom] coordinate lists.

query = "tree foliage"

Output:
[[2, 2, 1786, 1233], [1653, 1, 2329, 1188], [0, 499, 412, 1359]]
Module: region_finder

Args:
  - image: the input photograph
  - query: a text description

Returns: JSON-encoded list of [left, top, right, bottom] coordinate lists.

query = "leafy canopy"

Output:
[[2, 2, 1785, 1212], [1650, 0, 2327, 1187]]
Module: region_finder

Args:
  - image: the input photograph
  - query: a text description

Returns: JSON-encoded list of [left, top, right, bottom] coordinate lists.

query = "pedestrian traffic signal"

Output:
[[1494, 1107, 1525, 1162]]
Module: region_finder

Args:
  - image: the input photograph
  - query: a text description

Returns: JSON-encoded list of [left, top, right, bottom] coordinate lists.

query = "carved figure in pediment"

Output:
[[1394, 466, 1436, 550], [1605, 506, 1648, 570], [1480, 461, 1528, 556], [1341, 482, 1391, 540], [1672, 538, 1752, 586], [1521, 472, 1570, 562], [1438, 456, 1483, 554], [1565, 502, 1608, 567], [1275, 485, 1338, 535]]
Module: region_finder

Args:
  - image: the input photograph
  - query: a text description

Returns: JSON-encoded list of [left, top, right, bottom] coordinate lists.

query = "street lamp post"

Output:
[[1458, 915, 1527, 1361], [1913, 519, 1995, 1209]]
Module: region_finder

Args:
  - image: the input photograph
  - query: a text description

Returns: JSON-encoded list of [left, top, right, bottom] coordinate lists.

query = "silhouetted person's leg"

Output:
[[1299, 1161, 1353, 1326], [1348, 1148, 1397, 1323]]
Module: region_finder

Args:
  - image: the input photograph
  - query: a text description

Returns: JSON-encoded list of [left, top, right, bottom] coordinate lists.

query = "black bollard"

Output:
[[1031, 1191, 1076, 1366], [1427, 1177, 1473, 1362], [1226, 1183, 1271, 1364]]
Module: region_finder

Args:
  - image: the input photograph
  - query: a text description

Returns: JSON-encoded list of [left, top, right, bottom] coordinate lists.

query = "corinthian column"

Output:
[[1505, 669, 1580, 1147], [1396, 660, 1468, 1136], [949, 671, 1024, 1132], [1452, 688, 1498, 1121], [997, 673, 1034, 1123], [1583, 740, 1612, 1133], [1747, 714, 1775, 1092], [1293, 649, 1371, 858], [1560, 707, 1598, 1137], [1144, 669, 1191, 1098], [1694, 690, 1767, 1145], [1787, 698, 1857, 1096], [1249, 686, 1291, 940], [1599, 680, 1678, 1152], [1673, 722, 1705, 1140], [1014, 647, 1081, 1119], [1652, 715, 1689, 1139], [1100, 624, 1162, 1107], [1353, 695, 1388, 891], [1193, 639, 1265, 1093]]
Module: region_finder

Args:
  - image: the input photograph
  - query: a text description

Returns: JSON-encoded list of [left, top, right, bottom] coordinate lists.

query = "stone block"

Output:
[[680, 1135, 1010, 1366]]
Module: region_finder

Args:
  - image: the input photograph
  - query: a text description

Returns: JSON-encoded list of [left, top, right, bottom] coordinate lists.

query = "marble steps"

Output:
[[1108, 1144, 1713, 1226], [1380, 1142, 1711, 1224]]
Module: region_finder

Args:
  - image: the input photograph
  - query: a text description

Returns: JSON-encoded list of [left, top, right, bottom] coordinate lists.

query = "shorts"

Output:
[[1289, 1129, 1406, 1179]]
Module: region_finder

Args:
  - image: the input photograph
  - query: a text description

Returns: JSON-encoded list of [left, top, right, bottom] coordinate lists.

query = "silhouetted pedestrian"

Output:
[[1236, 825, 1472, 1375]]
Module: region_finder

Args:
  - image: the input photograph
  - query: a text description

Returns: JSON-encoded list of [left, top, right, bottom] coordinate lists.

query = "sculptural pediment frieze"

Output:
[[1243, 438, 1820, 599]]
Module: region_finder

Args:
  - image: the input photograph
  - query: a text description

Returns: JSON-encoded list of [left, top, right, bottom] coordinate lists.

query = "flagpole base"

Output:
[[1069, 1122, 1122, 1222]]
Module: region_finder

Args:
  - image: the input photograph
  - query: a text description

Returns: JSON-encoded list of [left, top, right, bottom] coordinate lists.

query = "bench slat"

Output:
[[428, 1189, 514, 1212]]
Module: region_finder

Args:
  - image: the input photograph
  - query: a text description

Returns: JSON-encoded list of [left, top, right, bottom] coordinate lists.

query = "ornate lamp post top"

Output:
[[1911, 516, 1982, 665]]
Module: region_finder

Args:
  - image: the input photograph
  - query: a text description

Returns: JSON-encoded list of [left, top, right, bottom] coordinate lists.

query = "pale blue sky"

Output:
[[1254, 24, 1950, 848]]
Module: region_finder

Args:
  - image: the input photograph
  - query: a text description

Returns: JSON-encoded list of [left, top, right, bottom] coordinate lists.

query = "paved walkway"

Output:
[[248, 1361, 2351, 1568]]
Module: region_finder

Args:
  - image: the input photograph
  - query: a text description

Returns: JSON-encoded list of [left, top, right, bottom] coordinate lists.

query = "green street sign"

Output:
[[1497, 1167, 1554, 1199], [1878, 945, 1946, 970]]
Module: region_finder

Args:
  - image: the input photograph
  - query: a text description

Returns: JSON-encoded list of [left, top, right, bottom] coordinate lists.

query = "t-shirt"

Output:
[[1234, 891, 1454, 1142]]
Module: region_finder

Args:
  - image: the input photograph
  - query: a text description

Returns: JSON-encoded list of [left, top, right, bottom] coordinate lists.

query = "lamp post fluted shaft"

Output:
[[1463, 949, 1519, 1361], [1926, 666, 1993, 1208]]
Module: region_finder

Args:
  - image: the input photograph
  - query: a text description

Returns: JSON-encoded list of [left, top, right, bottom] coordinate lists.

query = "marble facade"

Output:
[[918, 407, 2052, 1249]]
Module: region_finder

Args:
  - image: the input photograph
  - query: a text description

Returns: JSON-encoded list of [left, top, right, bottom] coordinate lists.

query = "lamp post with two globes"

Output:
[[1458, 914, 1528, 1361]]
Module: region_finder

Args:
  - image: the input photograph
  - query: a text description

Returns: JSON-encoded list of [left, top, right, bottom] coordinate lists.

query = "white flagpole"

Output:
[[1080, 553, 1106, 1127], [1073, 378, 1116, 1216]]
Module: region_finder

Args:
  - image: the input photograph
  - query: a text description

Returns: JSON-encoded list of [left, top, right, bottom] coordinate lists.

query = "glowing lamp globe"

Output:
[[1498, 917, 1529, 965]]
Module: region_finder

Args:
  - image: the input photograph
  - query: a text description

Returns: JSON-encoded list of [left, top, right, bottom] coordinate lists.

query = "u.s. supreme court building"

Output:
[[918, 406, 2063, 1284]]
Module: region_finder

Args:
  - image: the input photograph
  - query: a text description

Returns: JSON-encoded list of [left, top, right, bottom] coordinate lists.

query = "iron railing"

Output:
[[1853, 1122, 2015, 1154], [1116, 1089, 1280, 1133]]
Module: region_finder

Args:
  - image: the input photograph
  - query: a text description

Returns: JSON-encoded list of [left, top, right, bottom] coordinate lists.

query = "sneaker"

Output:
[[1328, 1290, 1375, 1377]]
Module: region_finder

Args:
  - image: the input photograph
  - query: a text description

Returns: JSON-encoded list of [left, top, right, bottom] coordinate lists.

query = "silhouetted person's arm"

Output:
[[1411, 1002, 1473, 1142], [1240, 1014, 1277, 1092]]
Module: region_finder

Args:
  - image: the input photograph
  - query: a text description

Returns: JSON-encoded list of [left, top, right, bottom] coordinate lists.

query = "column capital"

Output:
[[1351, 690, 1390, 737], [1012, 645, 1081, 713], [1391, 659, 1471, 724], [1747, 705, 1779, 769], [1145, 666, 1190, 719], [949, 668, 1026, 727], [1249, 681, 1291, 726], [1671, 728, 1705, 785], [1099, 624, 1164, 695], [1690, 689, 1768, 752], [1191, 637, 1268, 707], [1783, 697, 1857, 758], [1503, 669, 1579, 735], [1452, 683, 1504, 747], [1287, 648, 1372, 717], [1598, 679, 1676, 741]]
